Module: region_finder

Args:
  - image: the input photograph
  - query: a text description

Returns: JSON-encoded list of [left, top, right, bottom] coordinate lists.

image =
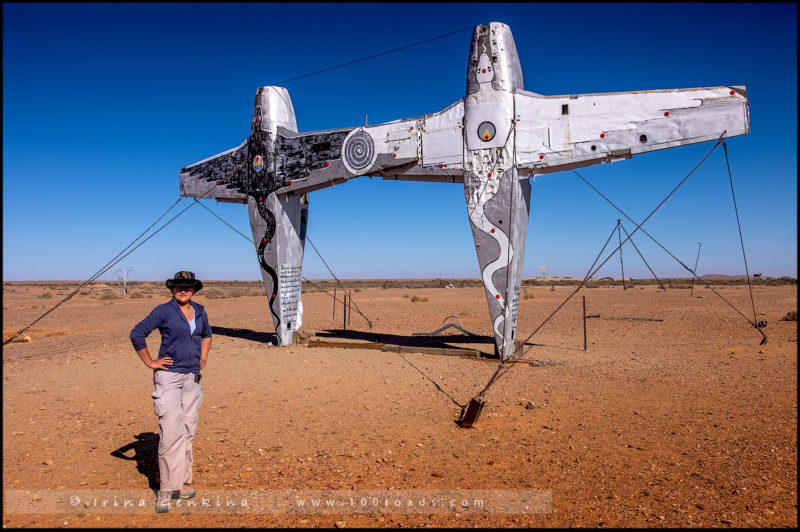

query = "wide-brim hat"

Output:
[[166, 271, 203, 292]]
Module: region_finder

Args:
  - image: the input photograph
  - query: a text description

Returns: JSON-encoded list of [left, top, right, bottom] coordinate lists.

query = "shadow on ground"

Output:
[[110, 432, 160, 490], [211, 326, 278, 344]]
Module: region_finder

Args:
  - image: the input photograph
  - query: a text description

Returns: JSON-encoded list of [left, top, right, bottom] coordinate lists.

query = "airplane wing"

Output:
[[180, 97, 468, 205], [261, 98, 467, 198], [513, 85, 749, 175], [179, 139, 250, 203]]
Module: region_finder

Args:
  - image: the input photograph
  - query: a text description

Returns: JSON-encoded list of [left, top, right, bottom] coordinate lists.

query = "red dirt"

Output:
[[2, 282, 797, 527]]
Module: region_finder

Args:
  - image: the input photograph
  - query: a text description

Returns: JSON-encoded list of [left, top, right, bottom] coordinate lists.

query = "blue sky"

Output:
[[3, 3, 797, 282]]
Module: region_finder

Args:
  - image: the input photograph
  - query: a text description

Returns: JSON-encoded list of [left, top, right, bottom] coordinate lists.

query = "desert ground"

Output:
[[2, 279, 797, 528]]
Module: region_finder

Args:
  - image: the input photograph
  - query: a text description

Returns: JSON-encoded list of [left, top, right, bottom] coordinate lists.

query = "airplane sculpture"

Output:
[[179, 22, 749, 357]]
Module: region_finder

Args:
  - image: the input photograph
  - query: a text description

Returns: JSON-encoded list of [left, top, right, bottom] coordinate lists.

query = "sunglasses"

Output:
[[173, 286, 195, 293]]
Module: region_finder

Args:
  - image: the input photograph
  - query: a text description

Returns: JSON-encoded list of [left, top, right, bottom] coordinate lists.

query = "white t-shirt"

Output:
[[188, 317, 196, 335]]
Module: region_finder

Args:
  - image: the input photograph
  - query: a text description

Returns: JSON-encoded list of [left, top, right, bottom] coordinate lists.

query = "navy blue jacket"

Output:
[[130, 298, 212, 374]]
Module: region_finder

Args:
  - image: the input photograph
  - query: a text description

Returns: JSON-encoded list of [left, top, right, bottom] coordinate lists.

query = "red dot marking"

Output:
[[262, 238, 266, 243], [491, 228, 495, 233], [482, 69, 486, 73], [439, 164, 444, 168], [600, 133, 605, 138], [496, 294, 500, 299], [255, 117, 260, 121], [325, 162, 330, 167], [664, 111, 670, 117], [392, 153, 396, 158], [258, 197, 262, 201], [539, 155, 544, 160], [288, 181, 292, 186], [488, 172, 492, 178], [730, 90, 735, 95]]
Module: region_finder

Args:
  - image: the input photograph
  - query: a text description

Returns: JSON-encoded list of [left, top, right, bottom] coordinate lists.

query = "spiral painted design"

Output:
[[254, 199, 281, 329], [343, 130, 375, 171]]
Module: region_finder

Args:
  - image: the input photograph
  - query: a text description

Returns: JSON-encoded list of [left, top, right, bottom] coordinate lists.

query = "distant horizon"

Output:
[[4, 273, 796, 283]]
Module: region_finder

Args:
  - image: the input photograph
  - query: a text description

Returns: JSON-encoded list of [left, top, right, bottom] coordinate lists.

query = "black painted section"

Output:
[[190, 129, 349, 201], [274, 130, 349, 184], [189, 126, 348, 328]]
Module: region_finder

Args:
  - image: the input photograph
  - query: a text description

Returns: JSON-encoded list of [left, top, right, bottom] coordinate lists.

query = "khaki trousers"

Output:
[[152, 370, 203, 492]]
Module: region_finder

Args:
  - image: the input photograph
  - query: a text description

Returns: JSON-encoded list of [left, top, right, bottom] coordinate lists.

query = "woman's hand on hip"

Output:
[[149, 356, 173, 370]]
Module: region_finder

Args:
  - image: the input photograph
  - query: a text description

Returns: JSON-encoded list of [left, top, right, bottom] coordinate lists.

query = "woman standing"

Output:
[[130, 271, 212, 513]]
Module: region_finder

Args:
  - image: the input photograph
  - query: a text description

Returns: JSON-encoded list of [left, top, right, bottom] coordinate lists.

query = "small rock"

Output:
[[334, 521, 346, 528], [31, 494, 41, 502], [525, 402, 535, 410], [43, 459, 53, 466], [417, 443, 424, 448]]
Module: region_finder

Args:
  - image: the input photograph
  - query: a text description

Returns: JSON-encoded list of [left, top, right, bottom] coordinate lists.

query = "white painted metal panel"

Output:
[[514, 86, 749, 170], [421, 100, 464, 167]]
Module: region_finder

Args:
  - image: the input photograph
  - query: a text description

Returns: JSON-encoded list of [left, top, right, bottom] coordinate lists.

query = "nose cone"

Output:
[[466, 22, 524, 95], [251, 86, 297, 135]]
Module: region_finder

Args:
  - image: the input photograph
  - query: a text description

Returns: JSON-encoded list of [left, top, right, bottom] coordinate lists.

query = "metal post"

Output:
[[343, 294, 347, 331], [347, 292, 352, 326], [582, 295, 587, 352], [690, 242, 702, 296], [617, 220, 626, 290], [332, 288, 337, 320]]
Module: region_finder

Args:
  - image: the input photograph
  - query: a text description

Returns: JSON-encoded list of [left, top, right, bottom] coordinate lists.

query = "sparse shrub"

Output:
[[403, 294, 410, 298], [382, 281, 395, 289], [100, 290, 120, 300], [202, 288, 225, 299], [130, 292, 147, 299], [585, 281, 599, 288], [37, 293, 53, 299], [550, 285, 556, 291], [781, 310, 797, 321], [410, 295, 429, 303], [523, 293, 535, 300]]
